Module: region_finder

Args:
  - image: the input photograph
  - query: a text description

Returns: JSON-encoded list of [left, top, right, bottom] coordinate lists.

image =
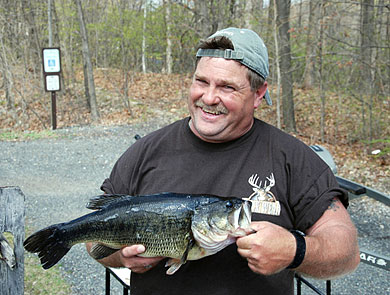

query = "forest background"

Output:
[[0, 0, 389, 186]]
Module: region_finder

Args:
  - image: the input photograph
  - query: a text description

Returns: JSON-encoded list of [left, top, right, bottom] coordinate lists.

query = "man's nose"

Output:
[[202, 86, 220, 105]]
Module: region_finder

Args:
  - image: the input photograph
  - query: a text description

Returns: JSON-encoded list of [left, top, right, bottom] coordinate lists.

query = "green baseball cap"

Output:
[[196, 27, 272, 105]]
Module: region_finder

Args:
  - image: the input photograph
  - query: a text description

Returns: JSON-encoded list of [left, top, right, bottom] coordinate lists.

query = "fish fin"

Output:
[[89, 243, 119, 260], [86, 194, 132, 210], [24, 225, 70, 269], [164, 235, 195, 275], [181, 234, 195, 263], [165, 258, 184, 275]]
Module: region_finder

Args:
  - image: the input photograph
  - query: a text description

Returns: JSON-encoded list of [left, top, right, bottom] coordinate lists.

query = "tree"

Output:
[[360, 0, 375, 141], [244, 0, 253, 29], [74, 0, 100, 121], [142, 1, 147, 73], [0, 28, 15, 111], [275, 0, 295, 132], [318, 0, 326, 142], [196, 0, 211, 37], [21, 0, 42, 73], [302, 0, 318, 89], [272, 0, 281, 129], [164, 0, 173, 74]]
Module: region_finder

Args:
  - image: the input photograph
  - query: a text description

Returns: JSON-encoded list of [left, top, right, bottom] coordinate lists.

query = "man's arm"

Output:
[[85, 243, 164, 273], [236, 197, 360, 279], [294, 197, 360, 278]]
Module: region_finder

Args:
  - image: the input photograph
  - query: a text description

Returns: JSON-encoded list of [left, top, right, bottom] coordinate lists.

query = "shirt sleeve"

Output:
[[293, 167, 348, 232], [100, 158, 130, 194], [100, 139, 144, 195]]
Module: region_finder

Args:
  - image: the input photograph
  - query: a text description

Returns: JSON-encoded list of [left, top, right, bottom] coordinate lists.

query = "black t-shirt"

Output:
[[101, 117, 347, 295]]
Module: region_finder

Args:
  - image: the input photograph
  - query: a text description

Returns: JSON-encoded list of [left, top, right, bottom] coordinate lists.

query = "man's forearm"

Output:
[[295, 220, 360, 279]]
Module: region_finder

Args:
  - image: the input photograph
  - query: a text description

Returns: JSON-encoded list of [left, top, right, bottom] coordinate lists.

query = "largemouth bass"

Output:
[[24, 193, 252, 274]]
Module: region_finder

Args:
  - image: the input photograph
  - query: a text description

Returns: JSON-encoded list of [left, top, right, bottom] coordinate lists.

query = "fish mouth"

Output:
[[230, 200, 252, 237]]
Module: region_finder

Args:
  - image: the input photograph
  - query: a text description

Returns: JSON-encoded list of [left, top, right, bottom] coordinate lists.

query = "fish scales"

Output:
[[24, 193, 252, 274], [60, 200, 193, 258]]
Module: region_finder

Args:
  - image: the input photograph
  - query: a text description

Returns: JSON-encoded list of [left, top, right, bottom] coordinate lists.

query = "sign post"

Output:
[[42, 48, 61, 130]]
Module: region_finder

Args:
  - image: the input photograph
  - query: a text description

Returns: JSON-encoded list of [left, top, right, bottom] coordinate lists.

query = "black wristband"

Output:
[[287, 230, 306, 269]]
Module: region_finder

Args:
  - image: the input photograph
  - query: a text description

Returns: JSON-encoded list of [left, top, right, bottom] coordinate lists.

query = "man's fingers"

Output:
[[250, 221, 267, 232], [121, 245, 145, 257], [118, 245, 164, 273], [237, 246, 251, 258], [237, 230, 258, 249], [244, 227, 257, 235]]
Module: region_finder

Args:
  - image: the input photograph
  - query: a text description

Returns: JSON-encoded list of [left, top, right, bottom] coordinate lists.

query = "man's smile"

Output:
[[195, 100, 228, 116]]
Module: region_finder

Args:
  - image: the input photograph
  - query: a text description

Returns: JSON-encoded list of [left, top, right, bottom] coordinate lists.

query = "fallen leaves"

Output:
[[0, 70, 388, 194]]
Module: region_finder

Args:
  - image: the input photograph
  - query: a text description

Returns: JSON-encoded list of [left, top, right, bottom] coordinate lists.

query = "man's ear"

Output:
[[254, 81, 268, 109]]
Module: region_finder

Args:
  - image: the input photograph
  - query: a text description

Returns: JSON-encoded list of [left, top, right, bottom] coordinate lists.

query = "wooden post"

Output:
[[0, 187, 25, 295]]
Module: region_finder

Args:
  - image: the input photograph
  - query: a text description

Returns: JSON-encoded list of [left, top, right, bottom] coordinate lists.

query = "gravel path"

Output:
[[1, 120, 389, 295]]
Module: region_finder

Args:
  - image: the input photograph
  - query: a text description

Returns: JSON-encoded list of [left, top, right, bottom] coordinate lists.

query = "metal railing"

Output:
[[295, 274, 331, 295], [105, 267, 130, 295]]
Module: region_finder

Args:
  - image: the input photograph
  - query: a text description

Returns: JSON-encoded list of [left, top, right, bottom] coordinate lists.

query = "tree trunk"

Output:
[[244, 0, 253, 29], [59, 0, 76, 87], [318, 0, 326, 142], [75, 0, 100, 121], [360, 0, 375, 141], [302, 0, 318, 89], [0, 53, 15, 111], [164, 0, 173, 74], [372, 0, 385, 138], [197, 0, 210, 37], [266, 0, 274, 45], [119, 0, 132, 115], [275, 0, 295, 132], [82, 56, 90, 107], [48, 0, 53, 47], [21, 0, 42, 74], [142, 1, 147, 73], [273, 0, 281, 130]]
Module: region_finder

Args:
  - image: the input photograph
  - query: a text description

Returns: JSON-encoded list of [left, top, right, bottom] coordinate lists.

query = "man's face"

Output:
[[188, 57, 267, 143]]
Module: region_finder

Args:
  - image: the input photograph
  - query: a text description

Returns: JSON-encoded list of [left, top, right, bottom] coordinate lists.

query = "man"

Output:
[[87, 28, 359, 294]]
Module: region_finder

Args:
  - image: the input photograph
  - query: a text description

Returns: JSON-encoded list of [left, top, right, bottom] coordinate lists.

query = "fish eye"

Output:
[[225, 200, 233, 208]]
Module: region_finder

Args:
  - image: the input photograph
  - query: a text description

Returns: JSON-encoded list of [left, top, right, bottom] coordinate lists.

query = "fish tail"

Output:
[[24, 224, 71, 269]]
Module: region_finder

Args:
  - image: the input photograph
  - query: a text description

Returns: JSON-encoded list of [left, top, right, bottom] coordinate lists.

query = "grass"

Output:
[[24, 227, 72, 295], [0, 130, 60, 141], [24, 255, 72, 295]]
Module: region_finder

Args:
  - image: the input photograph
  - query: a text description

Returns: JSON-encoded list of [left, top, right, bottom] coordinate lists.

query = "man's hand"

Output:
[[236, 221, 296, 275], [118, 245, 164, 273], [237, 198, 360, 279], [86, 242, 164, 273]]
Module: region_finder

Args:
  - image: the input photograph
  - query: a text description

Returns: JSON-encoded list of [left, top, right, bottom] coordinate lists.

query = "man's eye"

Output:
[[196, 78, 207, 84], [223, 85, 235, 91]]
